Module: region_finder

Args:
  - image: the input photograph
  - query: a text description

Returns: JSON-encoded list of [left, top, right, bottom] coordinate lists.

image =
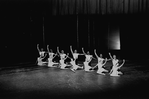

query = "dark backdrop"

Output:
[[1, 0, 149, 67]]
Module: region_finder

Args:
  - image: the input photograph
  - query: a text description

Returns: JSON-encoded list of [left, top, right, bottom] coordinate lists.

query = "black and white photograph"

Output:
[[1, 0, 149, 99]]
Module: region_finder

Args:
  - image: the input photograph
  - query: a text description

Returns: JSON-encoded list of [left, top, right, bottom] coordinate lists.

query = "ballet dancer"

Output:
[[47, 45, 58, 67], [82, 48, 94, 71], [109, 53, 125, 76], [69, 58, 83, 72], [109, 59, 125, 76], [57, 46, 69, 69], [109, 53, 119, 68], [37, 54, 47, 66], [92, 49, 108, 75], [37, 44, 46, 57], [70, 45, 84, 64]]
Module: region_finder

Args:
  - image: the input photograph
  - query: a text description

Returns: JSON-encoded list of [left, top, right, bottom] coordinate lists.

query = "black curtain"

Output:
[[49, 0, 149, 15], [1, 0, 149, 66]]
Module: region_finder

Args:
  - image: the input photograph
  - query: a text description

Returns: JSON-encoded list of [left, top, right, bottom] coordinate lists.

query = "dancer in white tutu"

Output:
[[82, 48, 93, 71], [93, 49, 108, 75], [57, 46, 69, 69], [47, 45, 58, 67], [109, 53, 125, 76]]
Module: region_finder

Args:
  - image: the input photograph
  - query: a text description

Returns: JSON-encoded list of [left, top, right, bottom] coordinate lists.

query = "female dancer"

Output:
[[70, 45, 84, 64], [109, 53, 125, 76], [82, 48, 93, 71], [57, 46, 69, 69], [69, 58, 83, 72], [47, 45, 58, 67], [93, 49, 108, 75], [109, 59, 125, 76], [37, 44, 45, 57], [37, 54, 47, 66]]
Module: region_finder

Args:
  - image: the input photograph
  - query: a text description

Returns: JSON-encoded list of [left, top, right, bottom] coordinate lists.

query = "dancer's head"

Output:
[[41, 48, 44, 51], [113, 55, 116, 59], [100, 54, 103, 58], [87, 51, 90, 55], [50, 49, 53, 52], [74, 50, 77, 53], [61, 50, 64, 53]]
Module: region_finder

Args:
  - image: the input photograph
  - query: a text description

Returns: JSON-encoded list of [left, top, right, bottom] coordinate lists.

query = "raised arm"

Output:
[[102, 58, 107, 66], [109, 53, 113, 59], [47, 45, 49, 53], [94, 49, 99, 58], [118, 59, 125, 69], [82, 48, 86, 55], [53, 53, 57, 59], [70, 45, 73, 54], [64, 53, 69, 60], [37, 44, 40, 52], [57, 46, 60, 54], [42, 53, 47, 59]]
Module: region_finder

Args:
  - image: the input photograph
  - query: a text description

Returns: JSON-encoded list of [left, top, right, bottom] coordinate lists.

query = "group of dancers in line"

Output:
[[37, 44, 125, 77]]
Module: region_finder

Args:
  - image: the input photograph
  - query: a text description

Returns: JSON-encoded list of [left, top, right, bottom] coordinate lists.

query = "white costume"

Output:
[[110, 64, 122, 76], [60, 53, 66, 60], [70, 59, 82, 71], [83, 61, 92, 71], [48, 58, 55, 67], [110, 59, 124, 76], [95, 57, 108, 75], [37, 57, 46, 66], [85, 55, 92, 62], [83, 54, 92, 71], [73, 53, 79, 60], [39, 51, 45, 57], [59, 59, 67, 69], [48, 52, 54, 58]]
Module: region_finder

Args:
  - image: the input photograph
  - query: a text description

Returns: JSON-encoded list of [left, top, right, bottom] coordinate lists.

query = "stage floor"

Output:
[[0, 60, 149, 99]]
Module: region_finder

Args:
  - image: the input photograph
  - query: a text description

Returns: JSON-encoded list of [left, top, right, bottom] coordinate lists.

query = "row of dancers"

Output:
[[37, 44, 125, 76]]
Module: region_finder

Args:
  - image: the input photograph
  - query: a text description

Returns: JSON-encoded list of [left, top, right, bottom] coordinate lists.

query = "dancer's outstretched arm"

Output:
[[92, 64, 98, 69], [94, 49, 99, 58], [64, 53, 69, 60], [70, 45, 73, 54], [42, 54, 47, 59], [102, 58, 107, 66], [118, 59, 125, 69], [109, 53, 113, 59], [47, 45, 50, 53], [57, 46, 60, 54], [37, 44, 40, 52], [82, 48, 86, 55]]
